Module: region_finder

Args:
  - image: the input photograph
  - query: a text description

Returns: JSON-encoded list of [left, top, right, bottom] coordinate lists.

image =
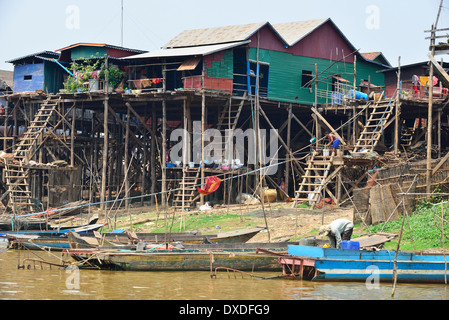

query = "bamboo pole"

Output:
[[201, 91, 205, 206], [162, 98, 167, 208], [426, 0, 443, 193], [100, 95, 109, 211], [124, 106, 130, 209], [285, 104, 292, 196], [394, 57, 401, 156], [391, 195, 406, 298]]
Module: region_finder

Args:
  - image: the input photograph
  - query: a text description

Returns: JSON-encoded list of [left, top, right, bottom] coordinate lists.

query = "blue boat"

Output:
[[278, 245, 449, 284], [0, 223, 105, 250]]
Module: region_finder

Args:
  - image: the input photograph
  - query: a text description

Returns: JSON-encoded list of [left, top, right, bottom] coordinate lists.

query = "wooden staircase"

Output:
[[211, 93, 246, 160], [353, 98, 396, 153], [3, 95, 60, 213], [293, 150, 334, 209], [172, 167, 201, 211]]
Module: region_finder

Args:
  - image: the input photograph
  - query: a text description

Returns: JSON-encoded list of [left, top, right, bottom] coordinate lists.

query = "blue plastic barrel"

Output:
[[348, 90, 368, 100], [341, 240, 360, 250]]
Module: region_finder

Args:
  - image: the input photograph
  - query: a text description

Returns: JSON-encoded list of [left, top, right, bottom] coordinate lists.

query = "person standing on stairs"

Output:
[[324, 132, 340, 155]]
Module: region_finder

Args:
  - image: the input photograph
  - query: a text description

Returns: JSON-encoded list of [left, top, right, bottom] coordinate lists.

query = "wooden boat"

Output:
[[0, 217, 49, 231], [0, 214, 99, 232], [2, 226, 266, 251], [103, 227, 266, 245], [278, 245, 449, 284], [66, 226, 267, 249], [67, 242, 288, 272], [1, 224, 105, 250]]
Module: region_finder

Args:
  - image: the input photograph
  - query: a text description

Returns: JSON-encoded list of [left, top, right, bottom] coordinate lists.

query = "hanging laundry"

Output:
[[412, 75, 420, 86], [412, 75, 421, 94], [433, 76, 438, 86], [140, 79, 152, 88], [197, 176, 223, 195], [420, 76, 429, 86]]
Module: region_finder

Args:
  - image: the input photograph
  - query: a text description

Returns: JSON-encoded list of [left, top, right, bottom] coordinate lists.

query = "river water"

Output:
[[1, 249, 449, 301]]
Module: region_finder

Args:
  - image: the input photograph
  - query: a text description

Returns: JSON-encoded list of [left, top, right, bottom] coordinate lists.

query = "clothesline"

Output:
[[129, 78, 163, 89], [7, 158, 290, 219]]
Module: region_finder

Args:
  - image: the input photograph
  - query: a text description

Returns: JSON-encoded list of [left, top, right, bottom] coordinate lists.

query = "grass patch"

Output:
[[150, 212, 258, 234], [366, 199, 449, 251]]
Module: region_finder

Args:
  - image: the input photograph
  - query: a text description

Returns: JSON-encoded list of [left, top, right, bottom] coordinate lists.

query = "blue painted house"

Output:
[[7, 51, 66, 94]]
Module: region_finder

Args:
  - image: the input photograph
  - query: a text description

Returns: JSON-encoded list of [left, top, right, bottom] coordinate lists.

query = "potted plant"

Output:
[[102, 66, 126, 91]]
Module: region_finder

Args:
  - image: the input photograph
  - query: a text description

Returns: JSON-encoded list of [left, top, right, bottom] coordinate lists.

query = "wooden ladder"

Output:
[[353, 98, 395, 153], [3, 95, 60, 213], [400, 120, 416, 147], [172, 167, 201, 211], [211, 92, 246, 159], [293, 150, 334, 209], [14, 95, 60, 162]]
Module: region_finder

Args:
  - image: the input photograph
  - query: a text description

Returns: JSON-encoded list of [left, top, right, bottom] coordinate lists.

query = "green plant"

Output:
[[367, 201, 449, 251], [63, 75, 83, 93], [103, 66, 126, 89], [63, 55, 106, 92]]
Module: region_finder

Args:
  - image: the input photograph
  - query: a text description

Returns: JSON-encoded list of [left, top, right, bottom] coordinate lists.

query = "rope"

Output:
[[5, 158, 291, 219]]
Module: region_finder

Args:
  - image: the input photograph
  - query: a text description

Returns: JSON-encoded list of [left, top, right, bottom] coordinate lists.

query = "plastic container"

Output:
[[331, 93, 343, 103], [341, 240, 360, 250], [323, 148, 330, 157], [348, 90, 368, 100]]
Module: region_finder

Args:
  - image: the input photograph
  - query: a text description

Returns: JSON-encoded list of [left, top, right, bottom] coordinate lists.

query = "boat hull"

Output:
[[68, 243, 292, 271], [280, 245, 449, 284], [105, 251, 280, 271]]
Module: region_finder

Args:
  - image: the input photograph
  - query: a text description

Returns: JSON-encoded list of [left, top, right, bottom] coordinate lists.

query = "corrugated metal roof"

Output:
[[164, 22, 268, 48], [163, 19, 330, 49], [56, 43, 146, 54], [272, 18, 328, 46], [6, 51, 60, 64], [126, 41, 250, 60]]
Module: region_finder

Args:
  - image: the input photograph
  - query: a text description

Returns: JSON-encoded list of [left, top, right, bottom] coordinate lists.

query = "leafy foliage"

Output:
[[367, 195, 449, 251], [63, 54, 126, 92]]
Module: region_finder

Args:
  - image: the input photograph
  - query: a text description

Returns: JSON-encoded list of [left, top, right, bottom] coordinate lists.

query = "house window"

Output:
[[301, 70, 313, 88], [24, 75, 32, 81]]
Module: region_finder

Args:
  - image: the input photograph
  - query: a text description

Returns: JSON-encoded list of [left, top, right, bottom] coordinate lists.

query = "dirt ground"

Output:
[[99, 201, 354, 243], [247, 205, 354, 242]]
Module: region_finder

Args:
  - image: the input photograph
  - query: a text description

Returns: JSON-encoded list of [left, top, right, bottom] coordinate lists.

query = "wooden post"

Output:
[[182, 99, 188, 212], [100, 95, 109, 210], [427, 25, 435, 195], [70, 107, 75, 167], [201, 91, 206, 205], [162, 98, 167, 207], [438, 109, 442, 158], [125, 105, 130, 209], [353, 55, 357, 145], [285, 104, 292, 196], [394, 57, 401, 156], [150, 104, 156, 204]]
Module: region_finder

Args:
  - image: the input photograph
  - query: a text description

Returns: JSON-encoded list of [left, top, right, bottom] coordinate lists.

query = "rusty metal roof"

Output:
[[163, 19, 331, 49], [272, 18, 328, 46], [164, 22, 269, 48]]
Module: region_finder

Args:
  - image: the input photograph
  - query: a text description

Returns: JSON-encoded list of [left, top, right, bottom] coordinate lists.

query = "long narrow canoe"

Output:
[[67, 245, 285, 272]]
